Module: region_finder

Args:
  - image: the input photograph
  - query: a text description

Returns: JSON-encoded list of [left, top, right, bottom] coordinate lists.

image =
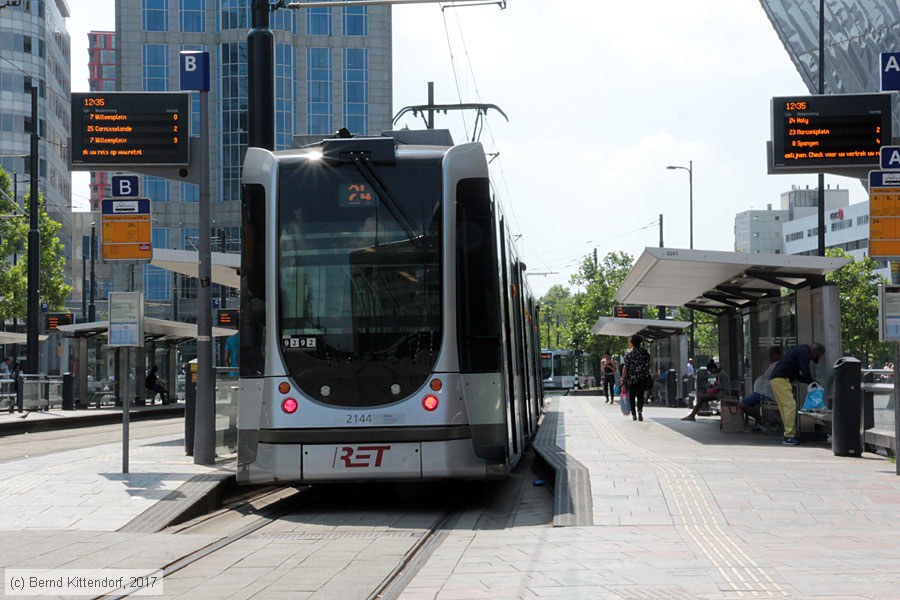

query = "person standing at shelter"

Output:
[[621, 334, 652, 421], [769, 343, 824, 446], [601, 351, 618, 404], [224, 331, 240, 376], [0, 357, 9, 378]]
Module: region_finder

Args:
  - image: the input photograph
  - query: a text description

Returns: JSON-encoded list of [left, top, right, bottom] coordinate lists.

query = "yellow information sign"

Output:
[[101, 198, 152, 261]]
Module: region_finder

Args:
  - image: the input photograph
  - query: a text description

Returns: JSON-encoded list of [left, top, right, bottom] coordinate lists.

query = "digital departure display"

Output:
[[614, 306, 643, 319], [771, 94, 892, 172], [71, 92, 191, 166], [45, 312, 74, 331]]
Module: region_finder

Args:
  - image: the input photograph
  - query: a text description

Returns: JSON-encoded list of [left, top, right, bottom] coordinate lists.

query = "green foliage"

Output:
[[566, 250, 634, 357], [825, 247, 889, 363], [0, 167, 71, 321], [536, 284, 572, 349]]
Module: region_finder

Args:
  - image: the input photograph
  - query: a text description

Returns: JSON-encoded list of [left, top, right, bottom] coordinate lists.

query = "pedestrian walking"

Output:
[[621, 334, 652, 421], [601, 351, 618, 404]]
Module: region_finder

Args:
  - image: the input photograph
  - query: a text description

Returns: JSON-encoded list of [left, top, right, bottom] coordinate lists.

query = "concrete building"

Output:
[[113, 0, 393, 321], [0, 0, 71, 216], [734, 204, 788, 254], [779, 185, 850, 221]]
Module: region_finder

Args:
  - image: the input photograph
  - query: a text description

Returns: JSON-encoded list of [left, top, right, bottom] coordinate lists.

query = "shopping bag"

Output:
[[619, 389, 631, 415], [613, 384, 621, 396], [720, 401, 744, 432], [802, 382, 825, 411]]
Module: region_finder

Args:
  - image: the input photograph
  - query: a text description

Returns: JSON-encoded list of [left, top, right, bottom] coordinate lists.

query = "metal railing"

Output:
[[862, 368, 895, 456], [19, 374, 64, 411]]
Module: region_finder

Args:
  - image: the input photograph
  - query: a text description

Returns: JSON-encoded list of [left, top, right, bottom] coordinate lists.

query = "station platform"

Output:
[[0, 394, 898, 599]]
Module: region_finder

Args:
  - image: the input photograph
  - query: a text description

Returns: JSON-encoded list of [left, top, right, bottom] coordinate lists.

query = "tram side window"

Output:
[[241, 183, 267, 377], [456, 177, 501, 373], [558, 355, 574, 376]]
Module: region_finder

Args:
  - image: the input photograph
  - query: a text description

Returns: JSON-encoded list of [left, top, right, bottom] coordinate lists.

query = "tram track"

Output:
[[97, 483, 466, 600]]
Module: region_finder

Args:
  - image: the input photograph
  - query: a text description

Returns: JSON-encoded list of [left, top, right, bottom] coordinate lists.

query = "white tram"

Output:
[[237, 130, 543, 484]]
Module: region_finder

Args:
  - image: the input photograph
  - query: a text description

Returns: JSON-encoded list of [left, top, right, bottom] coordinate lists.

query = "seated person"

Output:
[[682, 360, 729, 421], [145, 365, 169, 404], [741, 346, 783, 429]]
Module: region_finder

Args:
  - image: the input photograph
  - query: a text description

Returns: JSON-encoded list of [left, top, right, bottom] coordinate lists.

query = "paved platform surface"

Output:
[[401, 396, 900, 600], [0, 395, 898, 599]]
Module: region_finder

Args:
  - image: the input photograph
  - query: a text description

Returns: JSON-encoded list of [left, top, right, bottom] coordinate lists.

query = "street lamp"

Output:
[[666, 161, 694, 359]]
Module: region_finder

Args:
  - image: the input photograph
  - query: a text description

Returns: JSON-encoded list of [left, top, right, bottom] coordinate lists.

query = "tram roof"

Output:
[[591, 316, 692, 341], [57, 318, 236, 343], [614, 247, 850, 313], [150, 249, 240, 289]]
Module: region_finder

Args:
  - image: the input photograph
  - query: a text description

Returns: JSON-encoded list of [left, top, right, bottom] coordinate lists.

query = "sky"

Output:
[[68, 0, 870, 298]]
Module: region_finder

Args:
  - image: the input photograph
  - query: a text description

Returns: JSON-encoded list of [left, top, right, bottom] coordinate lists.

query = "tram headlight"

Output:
[[282, 397, 299, 414], [422, 395, 439, 411]]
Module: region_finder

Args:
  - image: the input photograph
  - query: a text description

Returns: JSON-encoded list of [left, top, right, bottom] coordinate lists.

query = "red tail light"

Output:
[[422, 395, 439, 411], [282, 397, 298, 414]]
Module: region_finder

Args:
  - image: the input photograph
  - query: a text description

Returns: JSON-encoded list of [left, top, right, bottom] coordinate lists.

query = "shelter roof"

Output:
[[614, 247, 850, 313], [591, 316, 692, 341], [150, 249, 239, 289], [0, 332, 48, 344], [57, 318, 236, 343]]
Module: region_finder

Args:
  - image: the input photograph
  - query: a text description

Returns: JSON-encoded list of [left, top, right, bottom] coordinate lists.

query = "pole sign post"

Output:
[[101, 197, 152, 261]]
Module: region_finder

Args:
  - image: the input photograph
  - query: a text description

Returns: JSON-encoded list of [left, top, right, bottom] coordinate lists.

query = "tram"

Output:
[[540, 349, 576, 391], [237, 129, 543, 484]]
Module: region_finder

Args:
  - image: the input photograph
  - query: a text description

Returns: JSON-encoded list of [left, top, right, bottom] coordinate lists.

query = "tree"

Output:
[[567, 250, 634, 358], [537, 284, 572, 349], [825, 247, 889, 364], [0, 167, 71, 321]]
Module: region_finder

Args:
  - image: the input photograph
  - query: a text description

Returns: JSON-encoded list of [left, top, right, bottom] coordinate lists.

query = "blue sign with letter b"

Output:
[[180, 51, 210, 92]]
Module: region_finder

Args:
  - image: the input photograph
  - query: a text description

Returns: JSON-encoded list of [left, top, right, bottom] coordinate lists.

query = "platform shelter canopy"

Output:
[[57, 318, 235, 343], [591, 316, 692, 341], [150, 249, 239, 290], [614, 247, 850, 313]]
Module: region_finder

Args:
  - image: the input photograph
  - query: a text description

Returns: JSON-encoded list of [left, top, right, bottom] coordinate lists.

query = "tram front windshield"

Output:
[[278, 158, 442, 408]]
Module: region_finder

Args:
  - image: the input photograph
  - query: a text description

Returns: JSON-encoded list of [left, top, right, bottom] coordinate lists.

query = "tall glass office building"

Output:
[[0, 0, 72, 220], [760, 0, 900, 127], [115, 0, 392, 319]]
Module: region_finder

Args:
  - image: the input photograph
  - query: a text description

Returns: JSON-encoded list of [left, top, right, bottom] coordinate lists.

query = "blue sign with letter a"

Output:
[[881, 146, 900, 170], [180, 51, 210, 92], [881, 52, 900, 92]]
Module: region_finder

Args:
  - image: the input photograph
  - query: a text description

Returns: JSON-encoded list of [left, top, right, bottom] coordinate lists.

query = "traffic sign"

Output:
[[180, 51, 210, 92], [111, 175, 140, 197], [101, 198, 152, 261], [882, 52, 900, 92], [869, 171, 900, 257]]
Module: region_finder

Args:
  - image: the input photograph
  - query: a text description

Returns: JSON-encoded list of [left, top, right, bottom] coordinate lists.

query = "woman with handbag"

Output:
[[601, 351, 618, 404], [621, 334, 652, 421]]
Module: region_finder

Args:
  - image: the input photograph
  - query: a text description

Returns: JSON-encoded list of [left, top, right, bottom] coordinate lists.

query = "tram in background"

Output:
[[540, 349, 576, 391], [237, 129, 544, 484]]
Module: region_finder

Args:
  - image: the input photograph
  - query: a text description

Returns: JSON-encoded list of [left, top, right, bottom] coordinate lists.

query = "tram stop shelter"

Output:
[[57, 318, 236, 408], [150, 249, 240, 289], [614, 247, 850, 423]]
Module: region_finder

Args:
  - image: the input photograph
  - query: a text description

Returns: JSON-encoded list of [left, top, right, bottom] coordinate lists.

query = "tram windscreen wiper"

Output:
[[348, 154, 427, 246]]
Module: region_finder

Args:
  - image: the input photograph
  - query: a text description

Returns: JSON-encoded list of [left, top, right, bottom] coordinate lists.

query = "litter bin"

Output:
[[61, 373, 74, 410], [666, 369, 677, 407], [185, 359, 197, 456], [832, 357, 863, 457]]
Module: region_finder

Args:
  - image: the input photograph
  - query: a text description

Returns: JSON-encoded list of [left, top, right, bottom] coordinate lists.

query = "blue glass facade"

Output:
[[307, 47, 332, 135], [342, 6, 367, 36], [307, 5, 331, 36], [180, 0, 205, 32], [144, 228, 171, 300], [220, 41, 247, 202], [143, 0, 169, 31], [343, 48, 368, 135], [275, 43, 295, 150], [218, 0, 296, 32], [144, 176, 170, 202], [142, 44, 169, 91]]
